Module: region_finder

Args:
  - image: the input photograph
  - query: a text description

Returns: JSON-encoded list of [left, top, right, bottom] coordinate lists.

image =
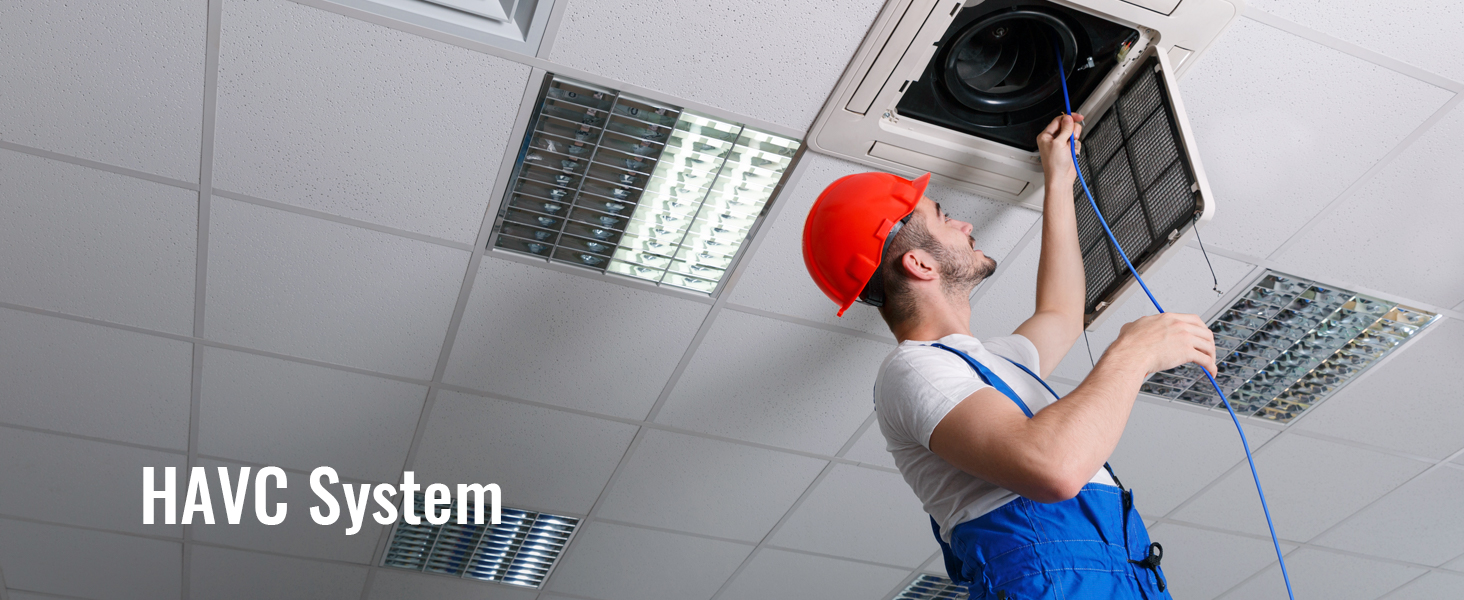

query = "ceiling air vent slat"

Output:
[[895, 573, 969, 600], [382, 494, 579, 589]]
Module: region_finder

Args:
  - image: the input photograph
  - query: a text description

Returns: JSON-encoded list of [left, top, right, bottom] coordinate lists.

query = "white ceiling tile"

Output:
[[0, 150, 197, 334], [0, 518, 181, 600], [1178, 18, 1451, 258], [199, 348, 425, 482], [770, 464, 933, 568], [1171, 434, 1430, 541], [412, 390, 637, 516], [1384, 571, 1464, 600], [212, 0, 531, 244], [656, 309, 893, 455], [1273, 104, 1464, 307], [595, 429, 827, 542], [0, 0, 204, 181], [189, 545, 369, 600], [730, 152, 1039, 339], [1313, 467, 1464, 567], [718, 547, 910, 600], [547, 521, 752, 600], [1294, 319, 1464, 460], [1108, 401, 1277, 519], [188, 458, 383, 564], [1147, 522, 1295, 600], [1219, 548, 1426, 600], [367, 570, 539, 600], [1248, 0, 1464, 82], [842, 421, 897, 469], [205, 198, 468, 379], [1048, 245, 1254, 381], [547, 0, 884, 131], [443, 256, 708, 419], [0, 307, 192, 450], [0, 428, 184, 538]]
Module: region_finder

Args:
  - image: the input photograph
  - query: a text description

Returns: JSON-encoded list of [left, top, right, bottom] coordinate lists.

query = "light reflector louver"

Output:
[[382, 493, 578, 589], [1142, 271, 1439, 423], [895, 574, 969, 600], [491, 74, 801, 295]]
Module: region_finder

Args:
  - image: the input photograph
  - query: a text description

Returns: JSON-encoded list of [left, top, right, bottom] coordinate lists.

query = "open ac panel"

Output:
[[808, 0, 1242, 327]]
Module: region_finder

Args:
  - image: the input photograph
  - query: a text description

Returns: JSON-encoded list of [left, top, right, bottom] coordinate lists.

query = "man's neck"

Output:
[[892, 290, 974, 343]]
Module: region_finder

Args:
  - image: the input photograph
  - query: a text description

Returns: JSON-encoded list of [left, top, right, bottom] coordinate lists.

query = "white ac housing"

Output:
[[809, 0, 1242, 325]]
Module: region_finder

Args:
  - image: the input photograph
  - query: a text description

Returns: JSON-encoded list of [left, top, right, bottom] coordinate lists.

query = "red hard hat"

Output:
[[802, 171, 930, 316]]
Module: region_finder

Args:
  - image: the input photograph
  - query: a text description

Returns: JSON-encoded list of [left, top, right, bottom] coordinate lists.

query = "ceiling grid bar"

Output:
[[0, 140, 201, 191], [210, 188, 476, 251], [181, 0, 224, 597]]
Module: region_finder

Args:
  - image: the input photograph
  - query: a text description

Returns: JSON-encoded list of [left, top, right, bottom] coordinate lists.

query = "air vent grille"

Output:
[[491, 74, 801, 295], [1073, 55, 1201, 315], [383, 494, 579, 589], [895, 574, 969, 600], [1143, 271, 1439, 423]]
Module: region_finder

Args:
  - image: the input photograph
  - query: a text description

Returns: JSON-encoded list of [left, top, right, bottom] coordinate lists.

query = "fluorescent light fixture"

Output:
[[490, 74, 802, 295], [895, 574, 968, 600], [1143, 271, 1439, 424], [382, 494, 578, 588]]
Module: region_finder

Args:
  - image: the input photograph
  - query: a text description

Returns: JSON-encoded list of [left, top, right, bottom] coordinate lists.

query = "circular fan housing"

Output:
[[942, 9, 1077, 113]]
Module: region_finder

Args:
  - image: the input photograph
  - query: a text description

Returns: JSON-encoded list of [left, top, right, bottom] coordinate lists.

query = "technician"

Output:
[[802, 114, 1217, 599]]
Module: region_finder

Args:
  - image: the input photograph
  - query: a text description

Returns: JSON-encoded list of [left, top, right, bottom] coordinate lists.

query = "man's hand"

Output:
[[1108, 313, 1218, 375], [1037, 113, 1084, 187]]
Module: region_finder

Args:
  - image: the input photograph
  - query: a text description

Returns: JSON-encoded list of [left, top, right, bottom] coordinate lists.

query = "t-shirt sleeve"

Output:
[[877, 348, 991, 450], [984, 333, 1042, 374]]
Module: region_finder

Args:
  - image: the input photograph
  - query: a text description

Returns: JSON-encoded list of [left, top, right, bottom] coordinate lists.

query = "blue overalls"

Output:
[[923, 343, 1170, 600]]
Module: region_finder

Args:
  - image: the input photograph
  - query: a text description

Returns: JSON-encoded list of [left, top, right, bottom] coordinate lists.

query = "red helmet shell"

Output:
[[802, 172, 930, 316]]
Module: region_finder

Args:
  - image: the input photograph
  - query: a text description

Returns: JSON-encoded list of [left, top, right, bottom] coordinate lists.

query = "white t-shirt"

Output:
[[874, 333, 1115, 541]]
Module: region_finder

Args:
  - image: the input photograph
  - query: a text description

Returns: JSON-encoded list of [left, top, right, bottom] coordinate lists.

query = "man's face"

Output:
[[912, 196, 997, 290]]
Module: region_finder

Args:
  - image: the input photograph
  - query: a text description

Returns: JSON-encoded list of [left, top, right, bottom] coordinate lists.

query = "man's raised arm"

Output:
[[1015, 113, 1087, 378]]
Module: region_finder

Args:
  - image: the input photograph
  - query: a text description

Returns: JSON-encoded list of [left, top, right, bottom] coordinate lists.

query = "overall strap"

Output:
[[929, 342, 1125, 490], [929, 343, 1035, 417]]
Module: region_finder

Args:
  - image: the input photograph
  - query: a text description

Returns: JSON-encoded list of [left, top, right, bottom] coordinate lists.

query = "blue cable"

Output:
[[1053, 45, 1296, 600]]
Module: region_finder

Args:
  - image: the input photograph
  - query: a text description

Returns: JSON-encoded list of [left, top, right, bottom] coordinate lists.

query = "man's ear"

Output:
[[900, 248, 939, 283]]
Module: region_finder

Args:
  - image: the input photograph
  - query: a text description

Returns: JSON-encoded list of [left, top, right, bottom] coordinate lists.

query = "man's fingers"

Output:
[[1041, 114, 1064, 137], [1057, 116, 1076, 141]]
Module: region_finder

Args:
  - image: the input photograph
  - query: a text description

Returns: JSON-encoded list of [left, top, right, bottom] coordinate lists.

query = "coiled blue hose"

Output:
[[1054, 45, 1296, 599]]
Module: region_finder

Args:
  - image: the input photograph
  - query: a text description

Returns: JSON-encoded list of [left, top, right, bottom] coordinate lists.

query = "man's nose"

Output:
[[957, 220, 974, 235]]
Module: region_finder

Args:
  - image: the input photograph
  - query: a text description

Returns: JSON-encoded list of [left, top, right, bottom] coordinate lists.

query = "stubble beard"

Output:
[[935, 237, 997, 297]]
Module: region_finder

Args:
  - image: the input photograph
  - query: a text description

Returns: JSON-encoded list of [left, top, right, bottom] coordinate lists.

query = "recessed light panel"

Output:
[[895, 574, 968, 600], [1142, 271, 1439, 423], [490, 74, 801, 295], [382, 493, 578, 588]]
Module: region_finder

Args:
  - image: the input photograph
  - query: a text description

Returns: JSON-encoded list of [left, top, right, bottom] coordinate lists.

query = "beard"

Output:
[[933, 237, 997, 295]]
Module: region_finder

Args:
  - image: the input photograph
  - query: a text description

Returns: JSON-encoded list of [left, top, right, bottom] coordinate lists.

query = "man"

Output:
[[801, 114, 1217, 599]]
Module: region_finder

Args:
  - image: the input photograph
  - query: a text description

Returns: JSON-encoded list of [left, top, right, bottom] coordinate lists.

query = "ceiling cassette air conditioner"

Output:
[[808, 0, 1241, 326]]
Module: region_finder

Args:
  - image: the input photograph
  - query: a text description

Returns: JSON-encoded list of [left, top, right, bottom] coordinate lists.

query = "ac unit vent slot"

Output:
[[869, 142, 1029, 195]]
